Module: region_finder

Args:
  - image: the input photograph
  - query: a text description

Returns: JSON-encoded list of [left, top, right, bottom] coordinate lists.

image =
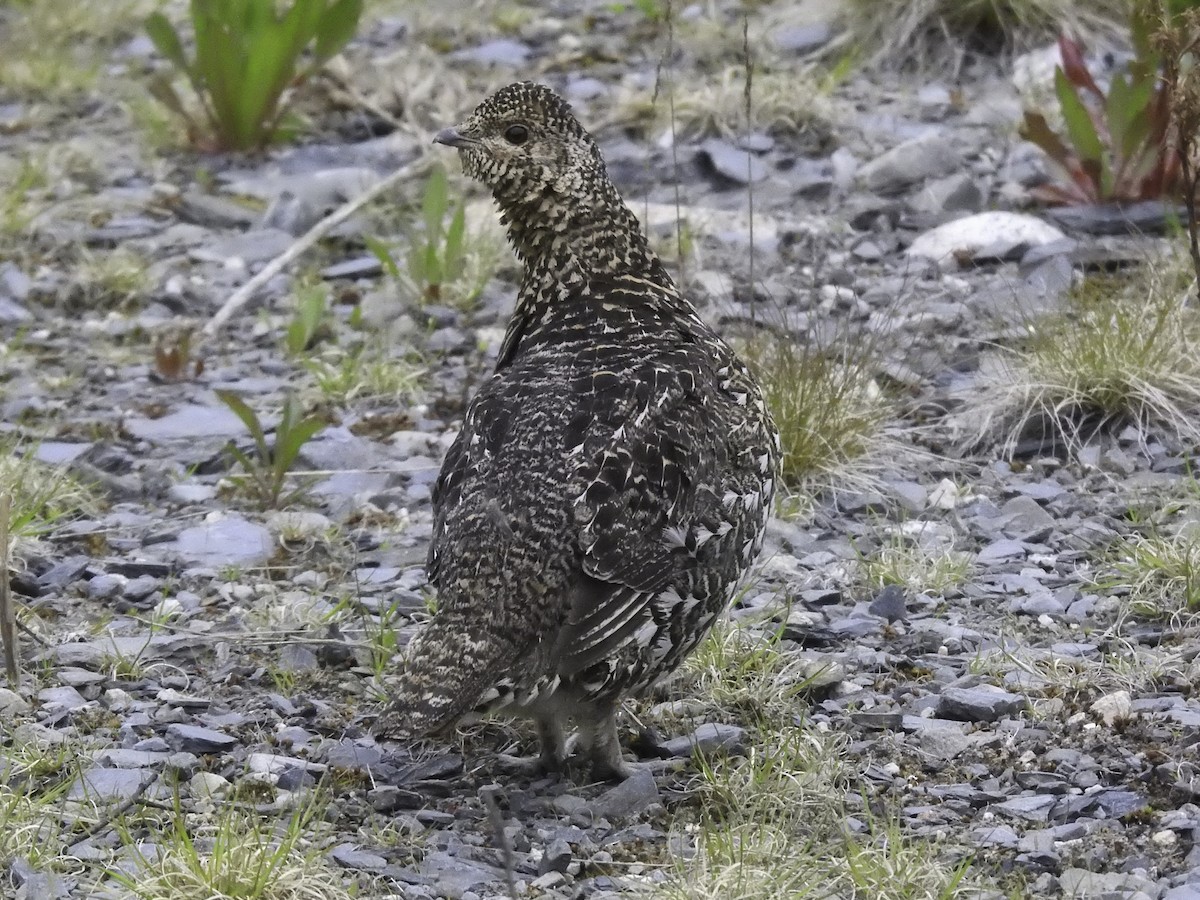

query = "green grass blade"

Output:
[[144, 13, 192, 75], [313, 0, 363, 65], [422, 167, 448, 237], [1054, 68, 1106, 194], [365, 236, 401, 278], [214, 389, 269, 461]]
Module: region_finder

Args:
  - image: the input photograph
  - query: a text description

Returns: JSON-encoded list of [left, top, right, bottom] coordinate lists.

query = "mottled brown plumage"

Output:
[[375, 82, 780, 779]]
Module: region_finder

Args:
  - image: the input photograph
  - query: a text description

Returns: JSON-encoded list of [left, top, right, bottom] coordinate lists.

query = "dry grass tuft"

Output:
[[0, 442, 98, 539], [839, 0, 1129, 69], [621, 68, 833, 146], [740, 330, 910, 500], [859, 529, 973, 596], [958, 258, 1200, 456], [113, 798, 354, 900]]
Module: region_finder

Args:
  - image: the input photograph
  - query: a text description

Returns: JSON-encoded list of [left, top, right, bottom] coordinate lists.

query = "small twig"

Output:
[[0, 493, 16, 683], [201, 153, 434, 340], [67, 773, 157, 850], [481, 785, 517, 900], [16, 619, 48, 647], [742, 16, 755, 308]]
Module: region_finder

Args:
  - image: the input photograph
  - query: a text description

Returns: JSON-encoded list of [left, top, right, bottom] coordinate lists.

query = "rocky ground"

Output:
[[1, 1, 1200, 898]]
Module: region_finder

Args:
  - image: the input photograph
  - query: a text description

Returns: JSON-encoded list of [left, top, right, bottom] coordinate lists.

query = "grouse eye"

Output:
[[504, 124, 529, 145]]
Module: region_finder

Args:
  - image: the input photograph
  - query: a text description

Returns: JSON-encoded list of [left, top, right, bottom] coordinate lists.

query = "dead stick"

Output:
[[201, 153, 434, 340], [67, 773, 157, 850], [481, 785, 517, 900], [0, 493, 16, 684]]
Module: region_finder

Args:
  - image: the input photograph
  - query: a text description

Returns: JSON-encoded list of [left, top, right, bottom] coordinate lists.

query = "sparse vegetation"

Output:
[[367, 167, 499, 310], [72, 247, 151, 311], [285, 283, 334, 356], [840, 0, 1128, 67], [0, 441, 97, 538], [111, 793, 353, 900], [1020, 9, 1180, 205], [678, 618, 819, 723], [216, 391, 325, 509], [0, 0, 153, 97], [303, 343, 424, 406], [1159, 4, 1200, 291], [1103, 527, 1200, 615], [624, 69, 833, 145], [859, 529, 973, 596], [0, 156, 48, 248], [960, 260, 1200, 455], [144, 0, 363, 151], [740, 330, 898, 497], [662, 727, 983, 900]]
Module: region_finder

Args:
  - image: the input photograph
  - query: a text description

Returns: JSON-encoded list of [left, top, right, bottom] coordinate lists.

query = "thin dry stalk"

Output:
[[1158, 8, 1200, 298], [0, 493, 15, 683], [202, 154, 434, 340]]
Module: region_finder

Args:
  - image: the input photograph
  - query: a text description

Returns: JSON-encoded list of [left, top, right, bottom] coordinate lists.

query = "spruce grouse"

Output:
[[376, 82, 780, 780]]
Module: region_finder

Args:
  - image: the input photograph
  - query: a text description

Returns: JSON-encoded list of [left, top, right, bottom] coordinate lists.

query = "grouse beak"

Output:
[[433, 126, 475, 149]]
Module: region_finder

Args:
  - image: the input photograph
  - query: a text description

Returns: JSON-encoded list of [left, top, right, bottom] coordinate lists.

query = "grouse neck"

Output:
[[494, 179, 670, 290]]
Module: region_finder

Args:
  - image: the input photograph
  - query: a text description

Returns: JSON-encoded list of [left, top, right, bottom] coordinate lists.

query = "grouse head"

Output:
[[434, 81, 606, 211]]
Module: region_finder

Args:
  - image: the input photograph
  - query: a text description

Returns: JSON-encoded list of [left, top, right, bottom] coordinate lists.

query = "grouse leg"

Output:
[[497, 715, 568, 775], [577, 702, 631, 781]]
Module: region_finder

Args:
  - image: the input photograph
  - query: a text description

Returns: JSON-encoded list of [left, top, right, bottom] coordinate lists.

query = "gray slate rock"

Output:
[[8, 857, 71, 900], [699, 139, 767, 185], [661, 722, 747, 757], [173, 516, 273, 567], [416, 850, 506, 896], [993, 794, 1056, 822], [450, 38, 531, 66], [125, 403, 248, 441], [329, 843, 387, 871], [906, 212, 1065, 266], [539, 838, 573, 875], [937, 686, 1026, 722], [859, 132, 960, 193], [590, 768, 660, 820], [1046, 200, 1185, 235], [911, 172, 984, 214], [69, 767, 155, 802], [868, 584, 908, 623], [165, 723, 237, 754], [773, 23, 834, 54]]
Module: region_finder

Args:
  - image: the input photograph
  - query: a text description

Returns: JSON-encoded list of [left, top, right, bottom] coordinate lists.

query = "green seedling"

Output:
[[216, 391, 324, 508], [367, 167, 481, 307], [144, 0, 363, 152], [285, 284, 331, 356]]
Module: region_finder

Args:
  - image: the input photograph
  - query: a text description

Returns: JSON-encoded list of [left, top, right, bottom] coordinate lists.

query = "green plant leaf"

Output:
[[147, 75, 194, 123], [313, 0, 363, 65], [364, 236, 401, 278], [1054, 67, 1107, 194], [272, 399, 323, 476], [1019, 111, 1078, 171], [191, 0, 250, 147], [145, 13, 192, 76], [215, 389, 270, 462], [445, 203, 466, 268], [1057, 33, 1104, 100], [422, 168, 448, 237]]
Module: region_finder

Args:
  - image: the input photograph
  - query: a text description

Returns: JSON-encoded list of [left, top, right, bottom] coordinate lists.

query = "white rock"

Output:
[[1090, 689, 1133, 726], [927, 478, 962, 510], [906, 211, 1065, 265], [190, 772, 230, 797], [1151, 828, 1178, 847]]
